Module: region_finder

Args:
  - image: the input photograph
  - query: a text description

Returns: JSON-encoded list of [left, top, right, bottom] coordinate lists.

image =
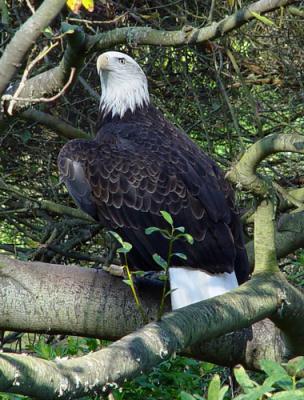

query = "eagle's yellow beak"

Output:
[[97, 54, 110, 73]]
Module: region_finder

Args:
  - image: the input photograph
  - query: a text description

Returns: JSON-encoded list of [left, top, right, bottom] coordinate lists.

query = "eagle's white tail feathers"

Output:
[[169, 267, 238, 310]]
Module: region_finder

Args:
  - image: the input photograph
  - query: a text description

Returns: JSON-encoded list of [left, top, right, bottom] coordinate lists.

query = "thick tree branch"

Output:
[[254, 200, 279, 274], [227, 133, 304, 196], [246, 210, 304, 267], [86, 0, 296, 51], [0, 0, 66, 97], [0, 253, 303, 398]]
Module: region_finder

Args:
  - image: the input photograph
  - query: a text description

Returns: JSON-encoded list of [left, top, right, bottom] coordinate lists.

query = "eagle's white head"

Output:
[[97, 51, 150, 119]]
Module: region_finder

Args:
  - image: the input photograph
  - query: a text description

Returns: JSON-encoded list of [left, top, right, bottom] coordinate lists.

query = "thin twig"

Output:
[[6, 42, 59, 115], [67, 13, 128, 25]]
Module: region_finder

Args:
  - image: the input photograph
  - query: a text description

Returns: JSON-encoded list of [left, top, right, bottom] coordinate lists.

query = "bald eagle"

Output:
[[58, 51, 249, 309]]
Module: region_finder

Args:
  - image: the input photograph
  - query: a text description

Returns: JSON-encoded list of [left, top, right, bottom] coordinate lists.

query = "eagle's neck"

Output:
[[99, 73, 150, 121]]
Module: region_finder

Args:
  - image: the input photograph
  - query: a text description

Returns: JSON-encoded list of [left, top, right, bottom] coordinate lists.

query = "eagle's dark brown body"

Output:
[[58, 105, 249, 283]]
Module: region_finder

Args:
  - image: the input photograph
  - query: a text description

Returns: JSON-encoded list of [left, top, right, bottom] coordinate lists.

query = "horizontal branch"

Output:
[[21, 109, 90, 139], [86, 0, 296, 51], [0, 255, 304, 398]]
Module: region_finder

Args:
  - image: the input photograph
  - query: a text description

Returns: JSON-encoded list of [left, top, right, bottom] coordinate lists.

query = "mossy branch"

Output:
[[227, 134, 304, 196], [86, 0, 295, 51]]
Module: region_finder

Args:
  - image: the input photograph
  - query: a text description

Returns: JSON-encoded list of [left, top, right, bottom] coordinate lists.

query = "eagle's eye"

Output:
[[118, 58, 126, 65]]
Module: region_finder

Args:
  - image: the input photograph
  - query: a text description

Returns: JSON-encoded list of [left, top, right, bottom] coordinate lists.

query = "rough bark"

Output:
[[1, 253, 303, 398]]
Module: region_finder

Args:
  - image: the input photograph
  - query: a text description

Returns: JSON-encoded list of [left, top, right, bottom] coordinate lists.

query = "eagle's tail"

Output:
[[169, 267, 238, 310]]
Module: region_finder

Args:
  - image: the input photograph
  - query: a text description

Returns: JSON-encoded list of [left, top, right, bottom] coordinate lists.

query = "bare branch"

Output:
[[21, 109, 89, 139], [0, 0, 66, 97]]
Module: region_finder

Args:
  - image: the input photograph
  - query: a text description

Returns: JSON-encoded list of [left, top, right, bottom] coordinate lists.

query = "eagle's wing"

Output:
[[58, 137, 230, 226], [58, 135, 244, 275]]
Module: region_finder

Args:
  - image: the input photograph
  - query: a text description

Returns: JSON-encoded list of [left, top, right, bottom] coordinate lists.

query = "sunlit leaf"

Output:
[[152, 253, 168, 269], [286, 356, 304, 376], [179, 391, 196, 400], [207, 374, 220, 400], [108, 230, 124, 245], [234, 365, 257, 393], [160, 210, 173, 226], [272, 390, 304, 399], [173, 252, 187, 261], [183, 233, 194, 245], [66, 0, 94, 13], [66, 0, 82, 13], [145, 226, 161, 235], [218, 385, 229, 400], [82, 0, 94, 12]]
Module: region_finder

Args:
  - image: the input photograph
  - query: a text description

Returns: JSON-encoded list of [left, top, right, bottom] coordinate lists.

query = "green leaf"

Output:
[[21, 130, 31, 144], [260, 359, 292, 389], [160, 210, 173, 226], [132, 270, 145, 276], [123, 279, 132, 287], [173, 252, 188, 261], [145, 226, 161, 235], [260, 359, 288, 377], [207, 374, 220, 400], [251, 11, 275, 26], [117, 247, 129, 254], [272, 390, 304, 399], [286, 356, 304, 376], [43, 26, 53, 38], [175, 226, 185, 233], [218, 385, 229, 400], [152, 253, 168, 270], [164, 288, 177, 297], [116, 241, 132, 254], [123, 242, 132, 251], [183, 233, 194, 245], [234, 365, 257, 393], [233, 384, 274, 400], [179, 392, 197, 400], [108, 230, 124, 245]]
